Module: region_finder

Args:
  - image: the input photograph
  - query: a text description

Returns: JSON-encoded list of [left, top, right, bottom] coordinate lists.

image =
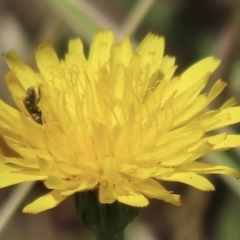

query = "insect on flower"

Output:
[[23, 87, 43, 124]]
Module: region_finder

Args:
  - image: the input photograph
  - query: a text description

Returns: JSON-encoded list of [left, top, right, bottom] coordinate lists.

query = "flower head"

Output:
[[1, 30, 240, 214]]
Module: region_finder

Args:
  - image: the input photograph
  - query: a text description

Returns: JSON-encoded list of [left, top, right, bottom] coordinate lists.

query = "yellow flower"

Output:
[[1, 30, 240, 214]]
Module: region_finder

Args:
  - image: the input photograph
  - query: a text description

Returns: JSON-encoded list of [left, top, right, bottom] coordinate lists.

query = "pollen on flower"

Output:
[[0, 30, 240, 214]]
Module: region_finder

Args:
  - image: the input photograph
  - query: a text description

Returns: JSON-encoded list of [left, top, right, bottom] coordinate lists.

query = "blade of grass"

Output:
[[121, 0, 154, 34], [0, 182, 34, 233], [43, 0, 100, 43]]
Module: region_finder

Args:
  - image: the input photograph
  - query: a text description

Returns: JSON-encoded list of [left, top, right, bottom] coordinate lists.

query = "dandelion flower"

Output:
[[1, 30, 240, 214]]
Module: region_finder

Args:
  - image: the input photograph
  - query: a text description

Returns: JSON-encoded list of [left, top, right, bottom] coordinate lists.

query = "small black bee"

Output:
[[23, 87, 43, 124]]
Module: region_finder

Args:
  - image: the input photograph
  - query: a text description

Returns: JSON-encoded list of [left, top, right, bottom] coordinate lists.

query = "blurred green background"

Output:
[[0, 0, 240, 239]]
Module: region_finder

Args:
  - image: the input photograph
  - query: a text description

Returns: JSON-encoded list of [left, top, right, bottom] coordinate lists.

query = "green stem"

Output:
[[75, 190, 141, 240], [96, 230, 124, 240]]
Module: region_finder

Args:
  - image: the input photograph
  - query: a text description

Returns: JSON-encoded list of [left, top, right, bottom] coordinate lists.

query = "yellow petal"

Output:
[[5, 71, 25, 106], [178, 162, 240, 178], [199, 107, 240, 131], [88, 30, 114, 72], [173, 94, 207, 127], [103, 157, 120, 184], [0, 162, 21, 173], [116, 180, 149, 207], [206, 80, 227, 105], [161, 141, 213, 167], [159, 172, 215, 191], [62, 178, 97, 196], [137, 33, 165, 67], [179, 57, 220, 93], [3, 157, 38, 168], [99, 183, 116, 204], [23, 190, 67, 214], [0, 97, 20, 120], [136, 178, 182, 206], [220, 97, 237, 109], [0, 172, 46, 188], [120, 35, 133, 66], [35, 42, 61, 83], [44, 175, 81, 191], [159, 56, 176, 81], [65, 38, 87, 71], [4, 51, 41, 89], [213, 135, 240, 150], [110, 59, 125, 101], [68, 37, 84, 55], [156, 127, 204, 158]]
